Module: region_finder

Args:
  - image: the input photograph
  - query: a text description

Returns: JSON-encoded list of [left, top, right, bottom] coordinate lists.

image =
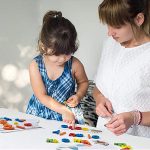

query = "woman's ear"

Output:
[[134, 13, 144, 27]]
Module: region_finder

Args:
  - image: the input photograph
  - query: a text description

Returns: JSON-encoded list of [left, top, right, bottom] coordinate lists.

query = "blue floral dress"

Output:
[[26, 55, 84, 124]]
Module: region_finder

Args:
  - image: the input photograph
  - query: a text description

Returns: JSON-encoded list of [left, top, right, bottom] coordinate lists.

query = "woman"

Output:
[[93, 0, 150, 137]]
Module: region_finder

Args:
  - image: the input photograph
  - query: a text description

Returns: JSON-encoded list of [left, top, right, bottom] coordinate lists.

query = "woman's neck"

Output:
[[122, 34, 150, 48]]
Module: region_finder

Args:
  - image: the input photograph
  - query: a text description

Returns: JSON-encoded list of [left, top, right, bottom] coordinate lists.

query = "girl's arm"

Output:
[[72, 57, 89, 100], [29, 60, 69, 115]]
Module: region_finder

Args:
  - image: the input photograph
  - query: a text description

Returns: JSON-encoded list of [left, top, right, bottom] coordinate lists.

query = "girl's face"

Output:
[[47, 54, 72, 66], [107, 23, 134, 46]]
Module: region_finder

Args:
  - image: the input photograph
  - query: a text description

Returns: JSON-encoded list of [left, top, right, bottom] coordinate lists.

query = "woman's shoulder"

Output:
[[135, 42, 150, 50]]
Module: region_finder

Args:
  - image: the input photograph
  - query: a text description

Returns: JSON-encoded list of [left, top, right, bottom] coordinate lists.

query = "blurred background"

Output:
[[0, 0, 107, 112]]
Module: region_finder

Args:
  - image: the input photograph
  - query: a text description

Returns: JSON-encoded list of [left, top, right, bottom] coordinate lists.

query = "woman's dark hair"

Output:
[[38, 10, 78, 55], [98, 0, 150, 36]]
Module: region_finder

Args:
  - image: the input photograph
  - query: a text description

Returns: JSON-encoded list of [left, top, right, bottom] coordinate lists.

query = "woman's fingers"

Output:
[[106, 116, 118, 126], [103, 107, 112, 117], [106, 100, 113, 114], [114, 129, 126, 136], [96, 99, 113, 117], [97, 106, 112, 117], [106, 115, 127, 135], [107, 123, 125, 132]]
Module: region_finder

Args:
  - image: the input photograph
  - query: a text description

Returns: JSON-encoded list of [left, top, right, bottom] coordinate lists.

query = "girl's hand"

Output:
[[62, 108, 76, 128], [66, 95, 80, 107], [105, 112, 134, 136], [96, 97, 113, 118]]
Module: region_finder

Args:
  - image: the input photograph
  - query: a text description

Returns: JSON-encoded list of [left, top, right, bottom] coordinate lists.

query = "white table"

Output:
[[0, 108, 150, 150]]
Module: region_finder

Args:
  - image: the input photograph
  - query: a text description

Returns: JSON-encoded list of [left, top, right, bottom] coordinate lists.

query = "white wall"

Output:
[[38, 0, 107, 79], [0, 0, 107, 111], [0, 0, 40, 111]]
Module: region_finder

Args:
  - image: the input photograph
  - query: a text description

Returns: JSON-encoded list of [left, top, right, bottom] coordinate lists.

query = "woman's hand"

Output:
[[105, 112, 134, 136], [66, 95, 80, 107], [62, 108, 76, 128], [96, 97, 113, 118], [93, 86, 113, 118]]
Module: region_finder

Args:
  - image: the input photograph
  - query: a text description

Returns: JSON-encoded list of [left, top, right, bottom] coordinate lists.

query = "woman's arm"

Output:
[[93, 86, 105, 105], [105, 111, 150, 136], [140, 112, 150, 126], [93, 86, 113, 117]]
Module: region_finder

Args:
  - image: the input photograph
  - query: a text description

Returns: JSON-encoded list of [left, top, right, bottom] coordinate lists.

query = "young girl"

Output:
[[26, 11, 88, 127], [93, 0, 150, 137]]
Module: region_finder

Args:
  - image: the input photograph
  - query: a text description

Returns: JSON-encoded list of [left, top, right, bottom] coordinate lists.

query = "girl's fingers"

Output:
[[67, 101, 78, 107], [63, 119, 75, 128], [71, 120, 75, 129], [67, 97, 74, 103], [67, 104, 75, 107], [68, 120, 72, 124], [63, 119, 68, 123], [66, 99, 72, 103]]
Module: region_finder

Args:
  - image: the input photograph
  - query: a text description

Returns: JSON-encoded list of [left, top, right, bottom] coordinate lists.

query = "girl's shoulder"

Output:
[[33, 55, 43, 63], [71, 56, 83, 67], [29, 59, 39, 74], [71, 56, 84, 73], [29, 55, 43, 71]]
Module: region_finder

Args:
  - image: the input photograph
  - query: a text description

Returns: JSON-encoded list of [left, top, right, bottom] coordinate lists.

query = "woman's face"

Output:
[[107, 23, 135, 46]]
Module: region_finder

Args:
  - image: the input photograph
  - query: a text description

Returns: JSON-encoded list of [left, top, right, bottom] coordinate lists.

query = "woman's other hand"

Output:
[[93, 86, 113, 118], [105, 112, 134, 135], [96, 98, 113, 117]]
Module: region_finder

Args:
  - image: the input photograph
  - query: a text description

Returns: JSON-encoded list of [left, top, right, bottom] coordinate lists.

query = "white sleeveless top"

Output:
[[95, 37, 150, 138]]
